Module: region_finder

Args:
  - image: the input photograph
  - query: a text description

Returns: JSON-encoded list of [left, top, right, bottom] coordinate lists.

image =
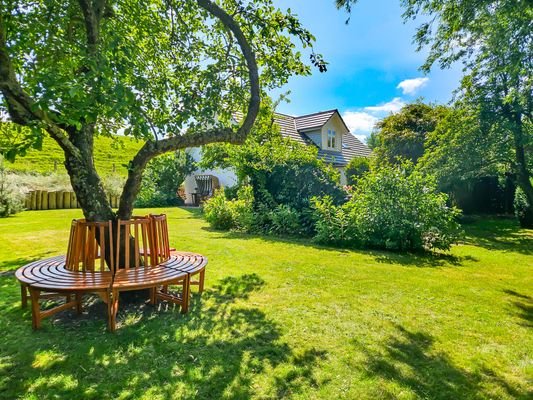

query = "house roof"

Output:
[[289, 109, 371, 166], [294, 109, 337, 131], [273, 113, 307, 145], [233, 109, 372, 166]]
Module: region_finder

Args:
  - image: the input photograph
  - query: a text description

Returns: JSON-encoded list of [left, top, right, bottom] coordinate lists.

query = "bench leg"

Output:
[[108, 289, 119, 332], [21, 284, 28, 308], [149, 287, 156, 305], [181, 278, 190, 314], [75, 293, 83, 315], [198, 270, 205, 293], [29, 288, 41, 330]]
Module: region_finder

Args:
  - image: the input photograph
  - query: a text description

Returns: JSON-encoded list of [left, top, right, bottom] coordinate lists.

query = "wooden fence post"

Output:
[[70, 192, 76, 209], [35, 190, 42, 210], [56, 191, 64, 209], [63, 192, 71, 209], [48, 192, 56, 209], [41, 191, 48, 210], [30, 191, 37, 210]]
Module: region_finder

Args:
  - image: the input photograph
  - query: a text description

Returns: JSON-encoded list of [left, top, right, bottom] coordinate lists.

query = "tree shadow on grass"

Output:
[[462, 217, 532, 255], [369, 251, 478, 268], [0, 274, 327, 399], [0, 252, 56, 274], [503, 289, 533, 328], [206, 228, 478, 268], [189, 207, 531, 259], [352, 324, 530, 399]]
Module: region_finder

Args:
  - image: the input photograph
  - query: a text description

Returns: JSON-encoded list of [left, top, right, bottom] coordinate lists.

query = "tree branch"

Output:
[[196, 0, 260, 137], [78, 0, 107, 54], [118, 127, 237, 218], [117, 0, 261, 218]]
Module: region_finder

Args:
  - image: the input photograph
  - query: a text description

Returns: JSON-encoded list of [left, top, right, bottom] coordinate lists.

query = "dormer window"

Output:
[[327, 129, 336, 148]]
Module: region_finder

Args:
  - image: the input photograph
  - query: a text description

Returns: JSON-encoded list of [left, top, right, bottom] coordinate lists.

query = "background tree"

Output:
[[135, 151, 195, 207], [345, 156, 369, 186], [368, 101, 448, 165], [418, 102, 515, 189], [337, 0, 533, 227], [418, 102, 517, 214], [0, 0, 323, 222]]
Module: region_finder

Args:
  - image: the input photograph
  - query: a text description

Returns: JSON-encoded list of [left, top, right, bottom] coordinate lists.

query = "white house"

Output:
[[183, 109, 371, 205]]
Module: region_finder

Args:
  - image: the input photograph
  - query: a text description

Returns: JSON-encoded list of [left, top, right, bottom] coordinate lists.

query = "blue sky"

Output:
[[271, 0, 462, 142]]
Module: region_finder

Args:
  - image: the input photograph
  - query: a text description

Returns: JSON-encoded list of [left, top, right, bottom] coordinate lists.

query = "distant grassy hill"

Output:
[[6, 135, 143, 177]]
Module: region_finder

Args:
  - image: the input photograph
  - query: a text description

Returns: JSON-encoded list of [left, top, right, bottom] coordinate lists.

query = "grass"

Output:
[[5, 135, 143, 176], [0, 209, 531, 399]]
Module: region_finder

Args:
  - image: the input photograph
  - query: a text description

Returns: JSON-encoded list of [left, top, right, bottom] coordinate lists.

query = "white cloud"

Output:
[[354, 134, 368, 144], [364, 97, 406, 113], [342, 96, 409, 138], [396, 77, 429, 95], [342, 111, 379, 133]]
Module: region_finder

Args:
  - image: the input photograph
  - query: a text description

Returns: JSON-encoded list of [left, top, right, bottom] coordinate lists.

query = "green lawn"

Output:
[[0, 209, 531, 399]]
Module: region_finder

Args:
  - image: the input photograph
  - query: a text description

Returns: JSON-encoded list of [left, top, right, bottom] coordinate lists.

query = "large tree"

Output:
[[337, 0, 533, 227], [367, 101, 448, 165], [418, 101, 516, 190], [0, 0, 322, 221]]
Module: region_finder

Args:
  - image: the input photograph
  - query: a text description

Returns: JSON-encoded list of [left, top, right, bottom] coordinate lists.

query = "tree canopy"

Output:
[[368, 101, 448, 165], [418, 101, 516, 189], [0, 0, 322, 220]]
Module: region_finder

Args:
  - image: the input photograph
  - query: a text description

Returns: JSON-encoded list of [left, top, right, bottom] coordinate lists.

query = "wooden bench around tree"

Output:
[[15, 214, 207, 332]]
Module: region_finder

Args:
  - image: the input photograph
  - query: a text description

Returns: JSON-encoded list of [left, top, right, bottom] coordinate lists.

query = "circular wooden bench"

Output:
[[15, 215, 207, 332]]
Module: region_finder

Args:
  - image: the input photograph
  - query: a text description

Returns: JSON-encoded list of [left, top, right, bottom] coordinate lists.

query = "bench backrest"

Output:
[[149, 214, 171, 266], [115, 217, 152, 271], [66, 219, 114, 272], [65, 215, 171, 274]]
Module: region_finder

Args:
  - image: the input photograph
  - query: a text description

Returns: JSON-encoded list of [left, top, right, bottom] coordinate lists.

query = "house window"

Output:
[[327, 129, 336, 148]]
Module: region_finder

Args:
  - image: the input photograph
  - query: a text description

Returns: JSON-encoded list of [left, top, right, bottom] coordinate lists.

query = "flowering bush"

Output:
[[313, 163, 463, 251]]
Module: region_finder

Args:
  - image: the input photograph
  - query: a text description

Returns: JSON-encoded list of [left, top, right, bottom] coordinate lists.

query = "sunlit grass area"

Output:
[[5, 135, 142, 177], [0, 208, 531, 399]]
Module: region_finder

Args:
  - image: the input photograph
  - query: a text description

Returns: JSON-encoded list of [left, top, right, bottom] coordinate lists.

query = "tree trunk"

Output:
[[63, 126, 115, 222], [515, 164, 533, 228], [511, 113, 533, 228]]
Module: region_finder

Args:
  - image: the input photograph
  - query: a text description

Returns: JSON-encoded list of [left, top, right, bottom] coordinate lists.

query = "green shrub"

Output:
[[204, 189, 234, 230], [11, 171, 72, 192], [312, 196, 356, 245], [102, 173, 125, 198], [268, 204, 301, 236], [135, 151, 195, 207], [313, 163, 463, 251], [232, 185, 255, 232], [514, 187, 533, 227], [203, 185, 254, 232], [223, 184, 240, 201], [0, 156, 23, 217], [345, 156, 370, 186]]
